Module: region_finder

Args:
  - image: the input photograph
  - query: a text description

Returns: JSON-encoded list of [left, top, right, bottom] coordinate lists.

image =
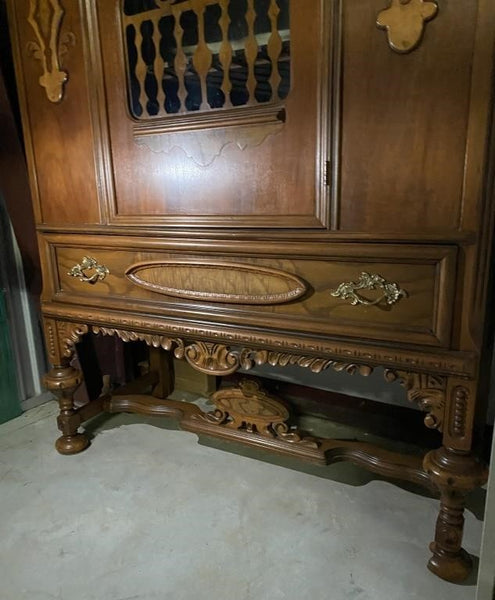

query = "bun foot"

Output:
[[427, 543, 472, 583], [55, 433, 89, 455]]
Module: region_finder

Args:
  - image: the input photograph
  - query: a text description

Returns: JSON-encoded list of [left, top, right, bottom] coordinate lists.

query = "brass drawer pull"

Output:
[[331, 272, 407, 307], [68, 256, 109, 284]]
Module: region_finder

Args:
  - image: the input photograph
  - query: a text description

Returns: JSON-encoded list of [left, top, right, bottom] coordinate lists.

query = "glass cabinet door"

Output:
[[123, 0, 291, 117], [97, 0, 329, 228]]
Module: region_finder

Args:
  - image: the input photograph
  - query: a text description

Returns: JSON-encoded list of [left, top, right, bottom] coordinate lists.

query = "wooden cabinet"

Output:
[[7, 0, 495, 583]]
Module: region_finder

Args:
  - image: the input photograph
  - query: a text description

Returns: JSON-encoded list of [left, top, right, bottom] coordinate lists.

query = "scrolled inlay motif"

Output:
[[56, 322, 89, 358], [183, 342, 240, 376], [240, 349, 374, 376], [331, 272, 407, 307], [92, 326, 184, 356], [26, 0, 75, 102], [44, 305, 475, 375], [86, 326, 376, 378], [194, 379, 319, 448], [376, 0, 438, 54], [48, 320, 453, 437], [384, 370, 446, 430]]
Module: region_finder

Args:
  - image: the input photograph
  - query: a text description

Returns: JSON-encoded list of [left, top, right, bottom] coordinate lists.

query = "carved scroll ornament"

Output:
[[44, 320, 88, 364], [26, 0, 75, 102], [90, 328, 375, 378], [48, 320, 447, 432], [377, 0, 438, 54], [194, 379, 319, 448], [384, 370, 446, 430]]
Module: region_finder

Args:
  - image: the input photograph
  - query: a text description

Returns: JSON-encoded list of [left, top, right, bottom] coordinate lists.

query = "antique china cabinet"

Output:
[[7, 0, 495, 582]]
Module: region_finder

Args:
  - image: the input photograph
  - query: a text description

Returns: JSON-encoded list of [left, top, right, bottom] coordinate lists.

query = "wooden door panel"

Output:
[[8, 0, 101, 225], [337, 0, 478, 233], [98, 0, 327, 227]]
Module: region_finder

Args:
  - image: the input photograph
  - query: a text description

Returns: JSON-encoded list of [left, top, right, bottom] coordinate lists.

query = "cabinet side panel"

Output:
[[9, 0, 101, 225], [338, 0, 477, 233]]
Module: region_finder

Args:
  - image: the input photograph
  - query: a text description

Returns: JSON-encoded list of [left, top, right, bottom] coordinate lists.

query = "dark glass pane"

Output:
[[123, 0, 291, 119]]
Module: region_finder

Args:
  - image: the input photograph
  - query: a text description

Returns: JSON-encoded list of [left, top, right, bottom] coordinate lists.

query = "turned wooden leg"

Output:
[[44, 364, 89, 455], [149, 347, 174, 399], [424, 447, 487, 582]]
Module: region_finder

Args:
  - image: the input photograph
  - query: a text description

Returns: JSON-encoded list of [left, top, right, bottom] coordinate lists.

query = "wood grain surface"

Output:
[[47, 235, 456, 347]]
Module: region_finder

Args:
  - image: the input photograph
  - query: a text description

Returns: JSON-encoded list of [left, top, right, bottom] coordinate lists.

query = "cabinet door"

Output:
[[336, 0, 481, 234], [98, 0, 329, 228]]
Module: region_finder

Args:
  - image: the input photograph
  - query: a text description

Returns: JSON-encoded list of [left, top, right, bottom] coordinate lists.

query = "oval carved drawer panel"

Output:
[[48, 236, 457, 348], [125, 261, 308, 305]]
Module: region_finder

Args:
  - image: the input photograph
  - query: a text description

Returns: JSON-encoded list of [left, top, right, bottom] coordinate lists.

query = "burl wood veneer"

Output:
[[7, 0, 495, 583]]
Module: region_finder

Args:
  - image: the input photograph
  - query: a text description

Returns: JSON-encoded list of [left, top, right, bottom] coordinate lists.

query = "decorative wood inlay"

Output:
[[92, 325, 183, 352], [125, 260, 308, 305], [376, 0, 438, 54], [451, 386, 468, 438], [240, 349, 374, 377], [191, 379, 319, 447], [86, 325, 376, 379], [134, 118, 284, 166], [26, 0, 75, 102], [181, 342, 240, 375], [45, 320, 57, 361], [384, 370, 446, 430], [90, 326, 377, 378], [57, 322, 89, 358], [43, 303, 477, 376]]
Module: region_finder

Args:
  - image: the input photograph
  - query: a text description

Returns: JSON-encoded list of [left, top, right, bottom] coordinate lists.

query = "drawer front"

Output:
[[45, 237, 457, 348]]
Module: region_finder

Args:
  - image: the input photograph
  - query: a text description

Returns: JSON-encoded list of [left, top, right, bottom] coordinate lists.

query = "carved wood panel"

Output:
[[44, 317, 459, 439], [41, 302, 476, 376]]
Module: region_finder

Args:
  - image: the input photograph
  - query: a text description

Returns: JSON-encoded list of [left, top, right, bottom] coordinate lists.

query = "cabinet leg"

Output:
[[44, 365, 89, 455], [149, 347, 174, 399], [424, 447, 487, 582]]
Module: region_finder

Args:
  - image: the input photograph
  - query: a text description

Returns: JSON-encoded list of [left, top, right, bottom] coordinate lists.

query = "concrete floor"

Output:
[[0, 398, 484, 600]]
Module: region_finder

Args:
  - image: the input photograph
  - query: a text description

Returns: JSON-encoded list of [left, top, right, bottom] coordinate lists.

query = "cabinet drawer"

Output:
[[46, 237, 457, 348]]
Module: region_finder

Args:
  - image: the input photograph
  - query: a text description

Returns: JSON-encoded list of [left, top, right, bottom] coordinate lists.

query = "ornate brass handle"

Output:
[[331, 272, 407, 307], [68, 256, 109, 284]]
